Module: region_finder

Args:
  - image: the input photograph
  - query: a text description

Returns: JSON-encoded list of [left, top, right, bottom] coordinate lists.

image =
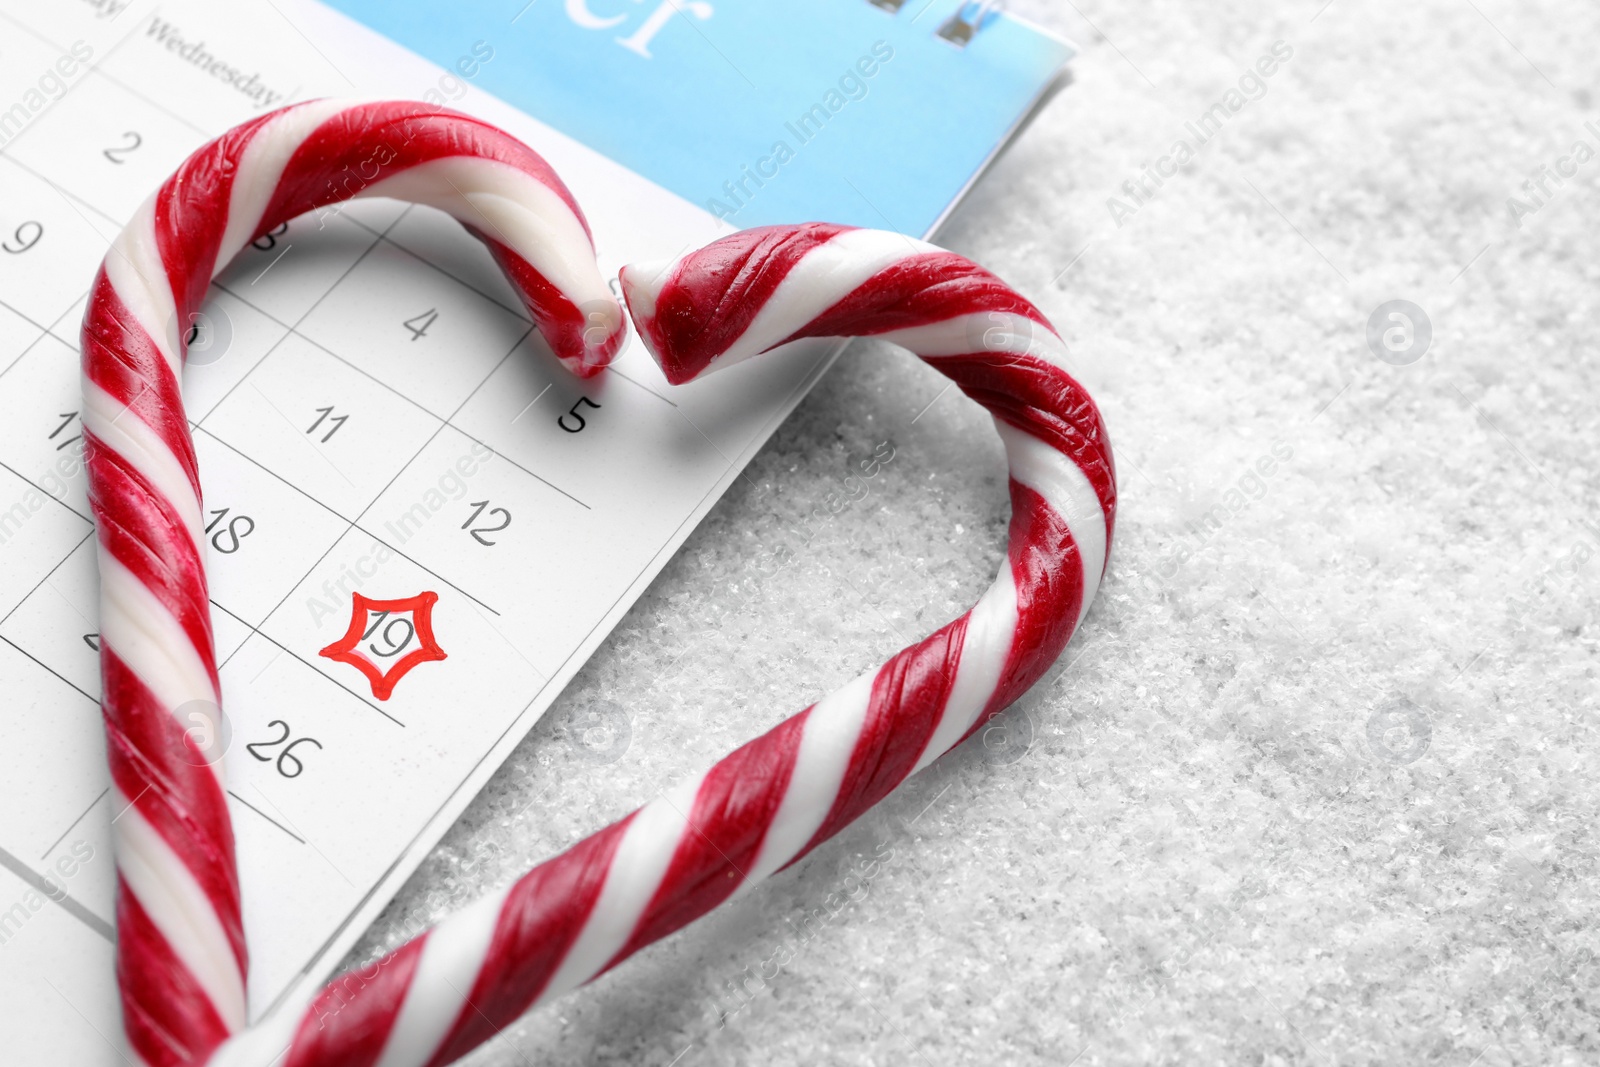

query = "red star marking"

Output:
[[319, 591, 447, 701]]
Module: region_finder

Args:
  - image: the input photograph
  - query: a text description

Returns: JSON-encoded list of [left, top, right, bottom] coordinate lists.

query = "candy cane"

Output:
[[199, 223, 1117, 1067], [80, 99, 624, 1067], [86, 102, 1115, 1064]]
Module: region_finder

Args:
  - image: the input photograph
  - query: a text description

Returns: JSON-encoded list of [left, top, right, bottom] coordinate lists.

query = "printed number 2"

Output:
[[462, 500, 512, 546], [245, 720, 322, 779], [103, 131, 142, 164], [558, 396, 601, 433]]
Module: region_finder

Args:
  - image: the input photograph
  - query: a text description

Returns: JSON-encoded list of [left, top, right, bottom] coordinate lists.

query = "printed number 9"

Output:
[[2, 221, 42, 254]]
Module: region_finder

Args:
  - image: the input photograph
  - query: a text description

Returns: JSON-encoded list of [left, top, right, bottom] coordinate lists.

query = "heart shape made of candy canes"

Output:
[[80, 100, 1116, 1067]]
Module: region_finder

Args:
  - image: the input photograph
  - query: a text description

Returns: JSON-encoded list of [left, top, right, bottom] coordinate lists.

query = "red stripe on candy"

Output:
[[284, 935, 430, 1067], [154, 110, 282, 318], [115, 878, 233, 1067], [978, 480, 1086, 722], [473, 230, 622, 377], [785, 252, 1051, 344], [101, 650, 244, 976], [262, 101, 590, 238], [639, 222, 852, 383], [602, 712, 811, 971], [81, 268, 202, 502], [424, 814, 638, 1067], [795, 616, 971, 861], [933, 353, 1118, 553], [86, 436, 218, 694]]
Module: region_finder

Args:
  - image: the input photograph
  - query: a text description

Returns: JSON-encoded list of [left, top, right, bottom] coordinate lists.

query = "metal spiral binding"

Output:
[[868, 0, 1004, 47], [937, 0, 1005, 46]]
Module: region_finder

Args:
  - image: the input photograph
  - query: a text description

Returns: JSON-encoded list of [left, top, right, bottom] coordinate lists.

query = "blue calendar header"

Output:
[[320, 0, 1071, 236]]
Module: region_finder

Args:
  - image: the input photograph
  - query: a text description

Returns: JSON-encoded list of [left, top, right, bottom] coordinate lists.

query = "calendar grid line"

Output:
[[194, 208, 406, 430], [337, 215, 531, 325], [210, 599, 405, 727], [195, 420, 508, 620], [0, 7, 906, 1042], [603, 364, 677, 408], [193, 424, 499, 616], [345, 324, 530, 526], [0, 842, 112, 940], [0, 154, 124, 236], [0, 294, 55, 339], [0, 458, 94, 524], [226, 789, 308, 845], [338, 204, 682, 413], [0, 630, 97, 706], [192, 425, 361, 526], [248, 382, 362, 490], [325, 320, 538, 607], [346, 524, 501, 614], [39, 786, 108, 863], [0, 530, 94, 631], [77, 63, 215, 140], [462, 598, 546, 683], [0, 6, 164, 150], [283, 450, 781, 1015], [207, 279, 596, 510], [438, 426, 592, 509], [0, 326, 48, 382], [241, 779, 362, 891]]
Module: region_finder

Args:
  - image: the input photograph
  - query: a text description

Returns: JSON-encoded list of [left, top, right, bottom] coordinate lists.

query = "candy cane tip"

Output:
[[566, 301, 629, 379], [618, 258, 698, 384]]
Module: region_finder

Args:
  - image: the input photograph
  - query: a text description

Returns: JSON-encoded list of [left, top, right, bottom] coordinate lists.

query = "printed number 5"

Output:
[[558, 396, 601, 433]]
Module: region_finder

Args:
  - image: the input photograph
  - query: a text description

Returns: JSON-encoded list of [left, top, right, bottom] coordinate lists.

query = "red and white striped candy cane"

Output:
[[200, 223, 1117, 1067], [80, 99, 624, 1067]]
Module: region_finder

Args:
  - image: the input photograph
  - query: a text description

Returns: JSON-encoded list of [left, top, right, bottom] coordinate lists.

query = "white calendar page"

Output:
[[0, 1, 852, 1057], [0, 1, 1069, 1061]]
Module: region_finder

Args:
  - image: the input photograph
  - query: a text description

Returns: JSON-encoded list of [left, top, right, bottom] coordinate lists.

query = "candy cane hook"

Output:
[[84, 93, 1114, 1066], [80, 99, 623, 1067], [205, 223, 1116, 1067]]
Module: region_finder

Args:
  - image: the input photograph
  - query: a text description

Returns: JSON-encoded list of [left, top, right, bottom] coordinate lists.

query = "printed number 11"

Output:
[[307, 406, 348, 443]]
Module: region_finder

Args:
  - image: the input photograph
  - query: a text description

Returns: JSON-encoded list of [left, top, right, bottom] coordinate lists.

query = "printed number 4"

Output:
[[403, 308, 438, 341], [307, 405, 348, 443], [245, 720, 322, 779], [462, 500, 512, 546]]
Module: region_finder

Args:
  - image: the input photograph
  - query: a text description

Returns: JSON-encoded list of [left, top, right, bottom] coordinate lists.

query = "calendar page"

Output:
[[0, 1, 1070, 1061]]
